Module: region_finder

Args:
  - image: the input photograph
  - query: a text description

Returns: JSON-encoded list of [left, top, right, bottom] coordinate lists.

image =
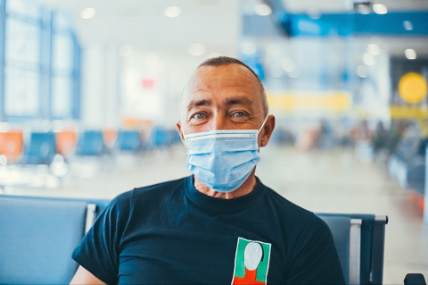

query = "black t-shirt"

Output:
[[72, 176, 345, 284]]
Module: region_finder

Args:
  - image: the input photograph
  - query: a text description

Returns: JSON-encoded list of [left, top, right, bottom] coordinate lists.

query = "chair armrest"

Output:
[[404, 273, 426, 285]]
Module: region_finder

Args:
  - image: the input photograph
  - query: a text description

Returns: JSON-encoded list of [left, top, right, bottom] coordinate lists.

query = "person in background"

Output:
[[70, 56, 345, 284]]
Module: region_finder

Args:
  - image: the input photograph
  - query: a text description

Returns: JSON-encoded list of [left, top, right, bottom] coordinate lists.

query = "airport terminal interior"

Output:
[[0, 0, 428, 283]]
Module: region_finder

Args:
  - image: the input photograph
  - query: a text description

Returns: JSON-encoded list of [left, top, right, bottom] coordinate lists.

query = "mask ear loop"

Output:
[[258, 115, 269, 133], [257, 115, 270, 148]]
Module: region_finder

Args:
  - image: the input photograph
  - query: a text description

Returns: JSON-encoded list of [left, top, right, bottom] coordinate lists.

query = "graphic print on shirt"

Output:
[[231, 237, 271, 285]]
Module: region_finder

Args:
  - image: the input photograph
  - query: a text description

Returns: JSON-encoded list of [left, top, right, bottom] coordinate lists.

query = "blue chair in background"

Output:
[[149, 127, 168, 149], [75, 130, 106, 157], [0, 196, 87, 284], [169, 129, 182, 145], [0, 195, 109, 284], [317, 213, 388, 285], [148, 127, 181, 150], [318, 215, 353, 284], [20, 132, 57, 165], [70, 130, 109, 176], [1, 132, 60, 188], [112, 129, 146, 167], [115, 129, 144, 153]]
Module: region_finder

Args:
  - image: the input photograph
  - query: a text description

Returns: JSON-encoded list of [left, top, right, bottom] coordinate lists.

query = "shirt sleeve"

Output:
[[72, 192, 131, 284], [287, 213, 346, 285]]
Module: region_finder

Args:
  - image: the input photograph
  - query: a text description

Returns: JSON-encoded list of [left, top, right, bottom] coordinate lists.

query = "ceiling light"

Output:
[[267, 44, 281, 56], [81, 8, 96, 19], [188, 43, 206, 57], [144, 52, 161, 66], [403, 20, 413, 31], [357, 65, 367, 78], [241, 42, 257, 55], [269, 66, 284, 78], [367, 44, 380, 56], [164, 6, 181, 18], [288, 70, 300, 78], [373, 4, 387, 14], [254, 4, 272, 16], [405, 49, 417, 60], [119, 44, 133, 57], [363, 53, 375, 66], [308, 10, 321, 20], [281, 58, 295, 73], [357, 5, 371, 15], [207, 52, 223, 59]]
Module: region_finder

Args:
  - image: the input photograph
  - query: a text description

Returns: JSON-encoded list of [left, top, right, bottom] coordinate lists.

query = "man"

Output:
[[71, 56, 345, 284]]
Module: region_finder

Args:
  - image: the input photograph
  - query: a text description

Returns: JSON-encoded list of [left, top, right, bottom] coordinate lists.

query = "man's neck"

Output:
[[193, 172, 257, 199]]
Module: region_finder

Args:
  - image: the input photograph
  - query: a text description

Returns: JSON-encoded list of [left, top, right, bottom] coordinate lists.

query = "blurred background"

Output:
[[0, 0, 427, 283]]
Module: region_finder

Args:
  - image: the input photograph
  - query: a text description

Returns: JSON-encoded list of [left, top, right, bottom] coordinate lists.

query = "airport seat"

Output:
[[387, 126, 427, 195], [405, 273, 427, 285], [103, 128, 118, 149], [56, 129, 77, 158], [149, 127, 167, 149], [20, 132, 57, 165], [71, 130, 110, 176], [115, 129, 144, 152], [317, 213, 388, 285], [0, 130, 24, 164], [0, 131, 24, 189], [0, 194, 111, 218], [0, 196, 87, 284], [317, 215, 353, 284], [149, 127, 180, 149], [0, 195, 109, 284], [75, 130, 106, 156], [169, 129, 182, 145]]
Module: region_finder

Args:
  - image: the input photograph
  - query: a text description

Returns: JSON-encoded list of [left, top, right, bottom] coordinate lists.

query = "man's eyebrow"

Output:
[[226, 97, 253, 107], [186, 96, 254, 112], [187, 99, 212, 111]]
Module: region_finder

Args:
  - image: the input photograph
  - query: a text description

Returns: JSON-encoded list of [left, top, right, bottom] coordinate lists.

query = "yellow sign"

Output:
[[266, 91, 351, 112], [398, 72, 428, 104], [390, 106, 428, 119]]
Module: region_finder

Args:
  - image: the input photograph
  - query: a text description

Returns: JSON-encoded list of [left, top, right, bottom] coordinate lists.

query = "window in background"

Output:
[[6, 0, 41, 19], [4, 3, 41, 119], [0, 1, 6, 121], [4, 67, 39, 117], [0, 0, 80, 122], [51, 11, 78, 120]]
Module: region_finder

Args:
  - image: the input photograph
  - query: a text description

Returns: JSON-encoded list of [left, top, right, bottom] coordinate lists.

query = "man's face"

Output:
[[178, 64, 266, 139]]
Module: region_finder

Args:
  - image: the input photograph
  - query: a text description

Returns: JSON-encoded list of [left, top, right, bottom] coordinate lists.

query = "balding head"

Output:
[[178, 57, 272, 140], [196, 56, 268, 117], [181, 57, 268, 122]]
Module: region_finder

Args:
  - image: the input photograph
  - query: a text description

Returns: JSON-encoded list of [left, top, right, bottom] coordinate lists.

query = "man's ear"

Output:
[[176, 121, 186, 144], [260, 115, 276, 147]]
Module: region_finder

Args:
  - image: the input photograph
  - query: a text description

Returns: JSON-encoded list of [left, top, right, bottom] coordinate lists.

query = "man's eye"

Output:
[[192, 113, 206, 119], [231, 112, 247, 117]]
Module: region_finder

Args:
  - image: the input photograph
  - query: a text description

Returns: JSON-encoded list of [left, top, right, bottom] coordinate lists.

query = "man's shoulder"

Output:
[[261, 182, 321, 225], [133, 176, 188, 195], [262, 185, 331, 241], [114, 176, 189, 204]]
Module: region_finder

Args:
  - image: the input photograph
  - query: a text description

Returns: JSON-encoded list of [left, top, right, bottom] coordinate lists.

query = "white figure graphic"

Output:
[[244, 242, 263, 271]]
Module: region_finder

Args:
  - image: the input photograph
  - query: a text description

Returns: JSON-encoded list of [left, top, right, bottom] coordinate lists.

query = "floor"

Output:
[[2, 144, 428, 284]]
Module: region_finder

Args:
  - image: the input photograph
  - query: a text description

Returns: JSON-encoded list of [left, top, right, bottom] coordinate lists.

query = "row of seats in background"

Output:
[[0, 124, 182, 189], [387, 123, 427, 217]]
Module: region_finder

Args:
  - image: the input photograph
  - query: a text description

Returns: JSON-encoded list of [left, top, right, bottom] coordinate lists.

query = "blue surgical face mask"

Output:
[[184, 116, 268, 192]]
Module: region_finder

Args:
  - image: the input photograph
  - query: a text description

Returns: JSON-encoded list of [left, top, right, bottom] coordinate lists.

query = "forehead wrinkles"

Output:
[[181, 65, 263, 118], [190, 66, 259, 96]]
